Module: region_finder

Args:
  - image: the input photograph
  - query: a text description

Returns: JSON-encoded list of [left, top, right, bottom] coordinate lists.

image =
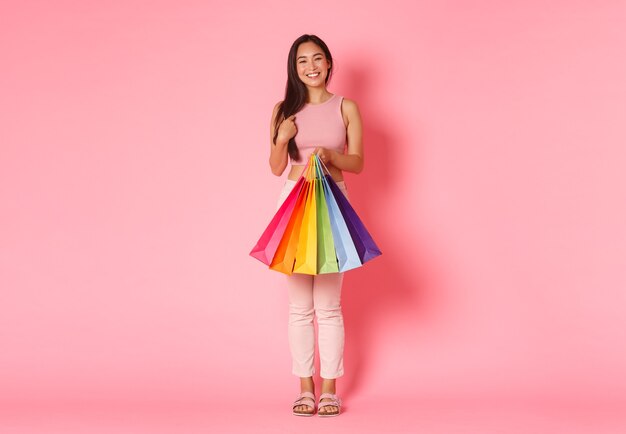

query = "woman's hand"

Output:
[[314, 147, 336, 165], [276, 115, 297, 145]]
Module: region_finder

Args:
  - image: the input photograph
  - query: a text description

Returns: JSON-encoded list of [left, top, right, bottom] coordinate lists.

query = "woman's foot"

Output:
[[293, 376, 315, 415], [292, 391, 315, 416], [318, 378, 339, 416]]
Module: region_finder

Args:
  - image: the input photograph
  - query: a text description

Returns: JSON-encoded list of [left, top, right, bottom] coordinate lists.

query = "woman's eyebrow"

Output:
[[297, 52, 324, 60]]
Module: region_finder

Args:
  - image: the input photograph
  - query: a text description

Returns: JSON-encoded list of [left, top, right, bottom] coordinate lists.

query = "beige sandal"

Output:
[[317, 392, 342, 417], [292, 391, 316, 416]]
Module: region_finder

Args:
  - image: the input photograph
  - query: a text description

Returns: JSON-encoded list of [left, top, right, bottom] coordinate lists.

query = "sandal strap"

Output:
[[296, 391, 315, 400], [318, 399, 341, 408], [293, 392, 315, 408], [318, 393, 341, 408], [293, 400, 315, 409]]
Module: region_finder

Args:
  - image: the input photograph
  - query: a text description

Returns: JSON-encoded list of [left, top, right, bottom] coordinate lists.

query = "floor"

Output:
[[2, 393, 625, 434]]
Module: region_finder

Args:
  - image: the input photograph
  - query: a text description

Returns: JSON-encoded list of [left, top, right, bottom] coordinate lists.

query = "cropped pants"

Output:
[[276, 178, 349, 379]]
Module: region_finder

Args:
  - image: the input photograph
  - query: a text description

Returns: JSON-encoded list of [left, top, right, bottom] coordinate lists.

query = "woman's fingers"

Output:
[[280, 115, 297, 138], [314, 148, 328, 163]]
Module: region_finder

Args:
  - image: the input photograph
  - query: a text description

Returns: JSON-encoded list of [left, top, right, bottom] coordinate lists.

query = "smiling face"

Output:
[[295, 41, 331, 88]]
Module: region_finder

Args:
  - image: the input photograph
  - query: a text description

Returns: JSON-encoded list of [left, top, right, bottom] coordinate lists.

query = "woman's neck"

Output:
[[306, 88, 332, 104]]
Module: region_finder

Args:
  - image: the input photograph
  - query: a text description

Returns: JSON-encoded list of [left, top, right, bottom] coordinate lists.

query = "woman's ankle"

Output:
[[320, 378, 336, 394], [300, 376, 315, 392]]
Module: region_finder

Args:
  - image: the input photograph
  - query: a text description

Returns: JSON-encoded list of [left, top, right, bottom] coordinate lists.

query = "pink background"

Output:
[[2, 0, 625, 432]]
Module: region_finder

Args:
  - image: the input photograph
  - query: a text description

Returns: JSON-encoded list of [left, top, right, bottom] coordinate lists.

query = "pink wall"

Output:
[[2, 0, 625, 418]]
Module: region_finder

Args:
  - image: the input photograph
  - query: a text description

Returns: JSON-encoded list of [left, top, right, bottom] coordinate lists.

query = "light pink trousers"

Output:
[[276, 178, 349, 379]]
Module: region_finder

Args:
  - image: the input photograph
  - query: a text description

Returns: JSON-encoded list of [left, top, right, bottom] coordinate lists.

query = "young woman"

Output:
[[268, 34, 364, 417]]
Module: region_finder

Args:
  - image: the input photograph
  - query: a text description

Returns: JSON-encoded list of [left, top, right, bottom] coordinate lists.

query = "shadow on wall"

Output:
[[333, 56, 435, 398]]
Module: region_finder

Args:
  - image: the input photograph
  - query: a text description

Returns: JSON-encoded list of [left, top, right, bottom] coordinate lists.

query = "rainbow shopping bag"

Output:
[[250, 153, 382, 275]]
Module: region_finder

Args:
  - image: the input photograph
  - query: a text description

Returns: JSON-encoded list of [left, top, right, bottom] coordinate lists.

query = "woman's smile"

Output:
[[296, 41, 331, 85]]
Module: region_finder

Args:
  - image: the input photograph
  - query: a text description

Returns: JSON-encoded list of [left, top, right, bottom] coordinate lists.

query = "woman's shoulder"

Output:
[[340, 96, 360, 114], [272, 100, 284, 112], [271, 100, 284, 121]]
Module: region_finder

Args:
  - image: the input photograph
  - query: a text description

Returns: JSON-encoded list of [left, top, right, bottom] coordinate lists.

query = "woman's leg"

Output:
[[277, 179, 317, 414], [277, 179, 317, 377], [315, 181, 349, 380], [313, 271, 345, 416], [287, 273, 316, 377], [313, 272, 345, 380], [287, 273, 316, 414]]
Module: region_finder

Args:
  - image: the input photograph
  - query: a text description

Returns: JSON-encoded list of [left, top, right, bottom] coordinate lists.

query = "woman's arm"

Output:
[[269, 102, 288, 176], [319, 98, 364, 174]]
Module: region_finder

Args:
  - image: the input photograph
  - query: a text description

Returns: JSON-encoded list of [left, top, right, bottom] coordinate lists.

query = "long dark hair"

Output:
[[273, 34, 334, 163]]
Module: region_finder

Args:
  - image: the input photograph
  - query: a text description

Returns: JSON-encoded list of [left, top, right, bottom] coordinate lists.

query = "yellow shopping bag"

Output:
[[293, 160, 318, 274]]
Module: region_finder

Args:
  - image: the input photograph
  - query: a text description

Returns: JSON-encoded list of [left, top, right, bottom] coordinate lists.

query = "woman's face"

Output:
[[295, 41, 331, 88]]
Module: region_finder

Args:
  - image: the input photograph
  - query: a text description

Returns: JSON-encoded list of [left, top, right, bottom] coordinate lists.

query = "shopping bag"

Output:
[[293, 162, 318, 274], [251, 152, 381, 275], [326, 174, 382, 264], [318, 162, 362, 272], [269, 179, 309, 275], [249, 176, 304, 265], [314, 176, 340, 274]]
